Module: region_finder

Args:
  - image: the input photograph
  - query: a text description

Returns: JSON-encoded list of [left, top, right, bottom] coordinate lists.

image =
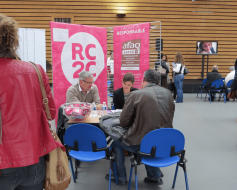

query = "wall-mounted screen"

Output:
[[196, 41, 218, 55]]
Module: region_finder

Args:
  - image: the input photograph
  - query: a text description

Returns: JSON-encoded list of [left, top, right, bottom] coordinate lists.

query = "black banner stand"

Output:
[[201, 55, 209, 79]]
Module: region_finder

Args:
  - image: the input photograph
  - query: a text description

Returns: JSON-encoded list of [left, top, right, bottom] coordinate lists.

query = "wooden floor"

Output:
[[62, 93, 237, 190]]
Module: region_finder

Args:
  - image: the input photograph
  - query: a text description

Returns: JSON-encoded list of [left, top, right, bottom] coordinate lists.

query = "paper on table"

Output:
[[111, 109, 122, 113]]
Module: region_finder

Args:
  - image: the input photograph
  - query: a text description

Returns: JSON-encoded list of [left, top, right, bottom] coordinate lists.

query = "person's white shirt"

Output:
[[107, 57, 114, 74], [224, 70, 235, 86]]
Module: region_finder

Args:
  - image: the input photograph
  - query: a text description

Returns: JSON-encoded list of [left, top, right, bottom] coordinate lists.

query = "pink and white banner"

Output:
[[50, 22, 107, 125], [113, 23, 150, 90]]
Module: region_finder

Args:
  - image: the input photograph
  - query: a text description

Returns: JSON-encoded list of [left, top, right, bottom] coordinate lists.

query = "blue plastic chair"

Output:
[[112, 104, 115, 110], [196, 78, 207, 99], [64, 123, 118, 188], [205, 79, 225, 103], [128, 128, 189, 190]]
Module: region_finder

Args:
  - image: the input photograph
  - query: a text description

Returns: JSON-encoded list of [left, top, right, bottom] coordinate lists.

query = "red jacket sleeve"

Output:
[[36, 64, 56, 120]]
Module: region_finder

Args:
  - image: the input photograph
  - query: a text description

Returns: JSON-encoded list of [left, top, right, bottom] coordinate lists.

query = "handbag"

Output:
[[29, 62, 71, 190], [183, 66, 189, 75], [157, 65, 166, 76], [229, 90, 236, 99]]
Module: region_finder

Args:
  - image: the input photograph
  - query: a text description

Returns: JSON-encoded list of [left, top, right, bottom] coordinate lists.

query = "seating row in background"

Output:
[[197, 78, 234, 103]]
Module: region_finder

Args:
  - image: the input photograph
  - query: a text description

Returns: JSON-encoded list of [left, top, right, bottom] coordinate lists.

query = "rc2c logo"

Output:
[[61, 32, 104, 85]]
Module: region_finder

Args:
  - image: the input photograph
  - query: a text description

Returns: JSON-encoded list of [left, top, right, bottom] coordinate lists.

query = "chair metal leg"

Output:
[[75, 159, 80, 179], [128, 166, 133, 190], [209, 92, 211, 103], [204, 92, 207, 101], [201, 89, 202, 99], [113, 162, 118, 185], [172, 163, 179, 188], [108, 160, 112, 190], [196, 89, 199, 98], [135, 165, 138, 190], [69, 158, 76, 182], [184, 172, 189, 190]]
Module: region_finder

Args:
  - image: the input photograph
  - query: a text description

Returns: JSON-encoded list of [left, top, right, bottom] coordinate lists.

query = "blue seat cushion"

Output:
[[69, 150, 106, 162], [141, 156, 180, 167]]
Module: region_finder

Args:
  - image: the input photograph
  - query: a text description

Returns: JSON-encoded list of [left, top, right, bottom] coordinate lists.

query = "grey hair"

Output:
[[212, 65, 218, 70], [143, 69, 160, 85], [79, 71, 93, 80], [229, 66, 235, 71]]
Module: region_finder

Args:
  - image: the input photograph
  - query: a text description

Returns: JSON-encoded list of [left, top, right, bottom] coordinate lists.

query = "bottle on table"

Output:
[[101, 102, 107, 116], [91, 102, 97, 118]]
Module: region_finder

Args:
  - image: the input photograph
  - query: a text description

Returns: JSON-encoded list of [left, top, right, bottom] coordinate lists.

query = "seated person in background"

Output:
[[113, 72, 138, 109], [224, 66, 235, 86], [197, 42, 216, 54], [66, 71, 101, 108], [105, 69, 175, 185], [204, 65, 222, 101]]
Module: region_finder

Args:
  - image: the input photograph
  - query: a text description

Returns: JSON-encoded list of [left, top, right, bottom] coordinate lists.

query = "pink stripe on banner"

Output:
[[113, 23, 150, 90]]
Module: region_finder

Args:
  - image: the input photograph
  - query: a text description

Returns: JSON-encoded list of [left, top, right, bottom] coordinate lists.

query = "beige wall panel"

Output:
[[2, 0, 237, 81]]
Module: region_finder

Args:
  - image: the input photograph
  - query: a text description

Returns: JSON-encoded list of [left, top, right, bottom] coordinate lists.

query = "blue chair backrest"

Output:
[[107, 81, 111, 87], [64, 124, 107, 151], [140, 128, 185, 158], [210, 79, 224, 89], [202, 78, 207, 85], [226, 79, 233, 88], [222, 77, 225, 80], [112, 104, 115, 110]]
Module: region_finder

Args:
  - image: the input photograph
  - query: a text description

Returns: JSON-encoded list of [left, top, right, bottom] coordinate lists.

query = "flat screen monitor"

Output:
[[196, 41, 218, 55]]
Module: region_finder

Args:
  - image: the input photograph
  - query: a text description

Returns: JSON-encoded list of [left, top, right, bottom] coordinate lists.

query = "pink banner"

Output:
[[113, 23, 150, 90], [50, 22, 107, 126]]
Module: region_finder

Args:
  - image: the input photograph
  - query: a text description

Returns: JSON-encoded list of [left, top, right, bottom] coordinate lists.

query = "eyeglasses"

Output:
[[83, 80, 94, 84]]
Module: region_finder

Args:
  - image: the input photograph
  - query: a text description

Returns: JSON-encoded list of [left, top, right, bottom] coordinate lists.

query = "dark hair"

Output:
[[110, 50, 113, 55], [143, 69, 160, 85], [0, 14, 19, 59], [123, 72, 135, 84], [161, 53, 168, 62]]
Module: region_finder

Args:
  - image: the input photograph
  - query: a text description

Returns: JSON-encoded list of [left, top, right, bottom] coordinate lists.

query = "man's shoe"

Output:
[[105, 174, 127, 185], [144, 177, 163, 185]]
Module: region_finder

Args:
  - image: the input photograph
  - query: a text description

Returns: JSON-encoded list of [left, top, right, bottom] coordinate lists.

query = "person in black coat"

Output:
[[228, 59, 237, 98], [204, 65, 222, 101], [155, 53, 169, 88], [113, 72, 138, 109]]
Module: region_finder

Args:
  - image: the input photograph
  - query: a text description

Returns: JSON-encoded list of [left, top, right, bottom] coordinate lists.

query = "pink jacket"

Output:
[[0, 58, 57, 169]]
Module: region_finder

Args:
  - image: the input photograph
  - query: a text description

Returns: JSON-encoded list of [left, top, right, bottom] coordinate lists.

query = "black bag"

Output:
[[183, 66, 189, 75], [99, 112, 128, 141]]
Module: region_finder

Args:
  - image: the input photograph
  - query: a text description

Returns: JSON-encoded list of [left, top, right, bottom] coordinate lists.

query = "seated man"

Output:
[[224, 66, 235, 86], [66, 71, 101, 106], [105, 69, 175, 185], [204, 65, 222, 101]]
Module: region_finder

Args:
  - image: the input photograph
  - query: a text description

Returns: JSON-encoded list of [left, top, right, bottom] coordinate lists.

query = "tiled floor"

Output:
[[64, 93, 237, 190]]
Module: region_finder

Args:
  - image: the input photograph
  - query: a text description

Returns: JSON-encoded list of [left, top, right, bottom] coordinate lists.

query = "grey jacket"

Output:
[[120, 83, 175, 146]]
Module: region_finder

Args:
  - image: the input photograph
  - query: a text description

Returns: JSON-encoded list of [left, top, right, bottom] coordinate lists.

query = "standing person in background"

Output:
[[0, 14, 57, 190], [228, 59, 237, 98], [172, 52, 185, 103], [113, 72, 138, 109], [155, 53, 169, 88], [162, 53, 171, 85]]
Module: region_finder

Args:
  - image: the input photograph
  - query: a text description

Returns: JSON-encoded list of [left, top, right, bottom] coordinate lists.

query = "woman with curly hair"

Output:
[[172, 52, 185, 103], [0, 14, 57, 189]]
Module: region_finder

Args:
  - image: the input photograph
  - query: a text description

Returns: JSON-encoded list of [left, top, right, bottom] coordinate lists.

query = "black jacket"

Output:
[[113, 87, 138, 109], [204, 70, 222, 90], [155, 60, 169, 77], [230, 59, 237, 91]]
